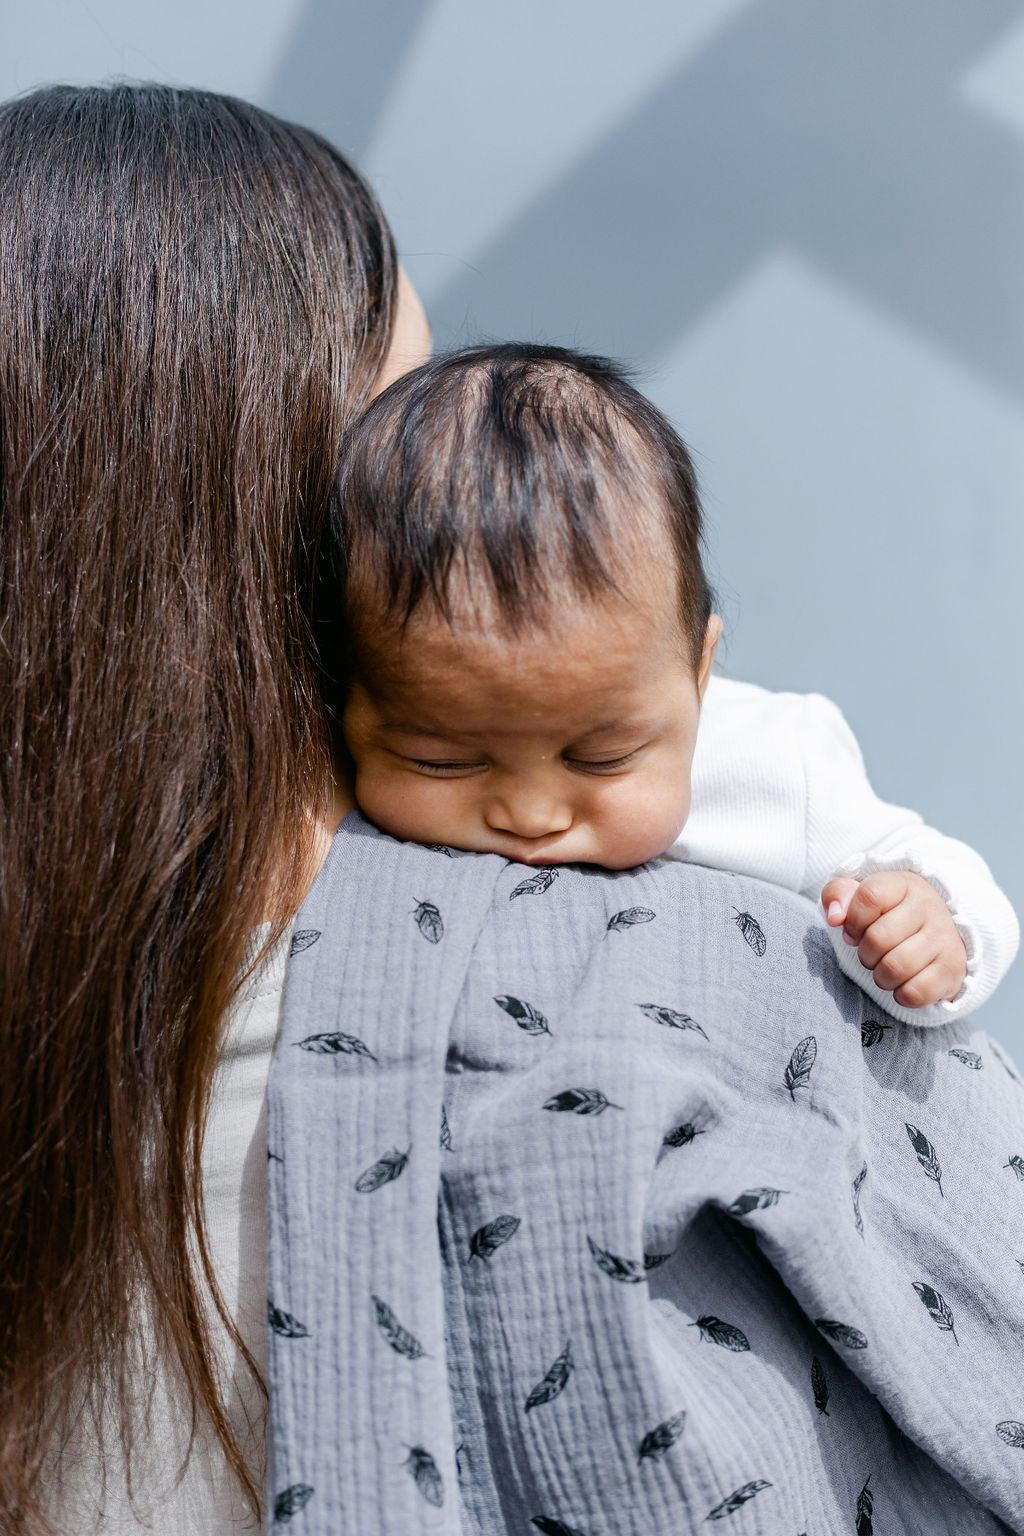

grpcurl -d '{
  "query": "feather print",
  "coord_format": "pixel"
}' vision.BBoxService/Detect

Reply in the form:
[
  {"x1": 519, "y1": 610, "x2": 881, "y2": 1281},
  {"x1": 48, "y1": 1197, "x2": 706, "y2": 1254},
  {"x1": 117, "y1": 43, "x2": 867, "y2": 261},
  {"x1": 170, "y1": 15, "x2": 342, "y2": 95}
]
[
  {"x1": 707, "y1": 1481, "x2": 772, "y2": 1519},
  {"x1": 728, "y1": 1187, "x2": 786, "y2": 1217},
  {"x1": 607, "y1": 906, "x2": 656, "y2": 932},
  {"x1": 412, "y1": 899, "x2": 443, "y2": 943},
  {"x1": 638, "y1": 1409, "x2": 686, "y2": 1463},
  {"x1": 273, "y1": 1484, "x2": 314, "y2": 1523},
  {"x1": 905, "y1": 1123, "x2": 944, "y2": 1196},
  {"x1": 587, "y1": 1234, "x2": 647, "y2": 1283},
  {"x1": 637, "y1": 1003, "x2": 707, "y2": 1038},
  {"x1": 663, "y1": 1122, "x2": 704, "y2": 1147},
  {"x1": 354, "y1": 1146, "x2": 410, "y2": 1193},
  {"x1": 948, "y1": 1048, "x2": 983, "y2": 1069},
  {"x1": 543, "y1": 1088, "x2": 623, "y2": 1115},
  {"x1": 289, "y1": 929, "x2": 321, "y2": 956},
  {"x1": 811, "y1": 1356, "x2": 829, "y2": 1415},
  {"x1": 440, "y1": 1104, "x2": 453, "y2": 1152},
  {"x1": 784, "y1": 1036, "x2": 817, "y2": 1098},
  {"x1": 689, "y1": 1315, "x2": 750, "y2": 1352},
  {"x1": 860, "y1": 1020, "x2": 890, "y2": 1048},
  {"x1": 267, "y1": 1302, "x2": 309, "y2": 1339},
  {"x1": 732, "y1": 909, "x2": 766, "y2": 957},
  {"x1": 644, "y1": 1250, "x2": 674, "y2": 1270},
  {"x1": 525, "y1": 1340, "x2": 574, "y2": 1411},
  {"x1": 295, "y1": 1030, "x2": 376, "y2": 1061},
  {"x1": 815, "y1": 1318, "x2": 868, "y2": 1349},
  {"x1": 403, "y1": 1446, "x2": 443, "y2": 1506},
  {"x1": 531, "y1": 1519, "x2": 588, "y2": 1536},
  {"x1": 911, "y1": 1281, "x2": 959, "y2": 1344},
  {"x1": 494, "y1": 994, "x2": 551, "y2": 1034},
  {"x1": 371, "y1": 1295, "x2": 427, "y2": 1359},
  {"x1": 990, "y1": 1038, "x2": 1024, "y2": 1086},
  {"x1": 469, "y1": 1214, "x2": 521, "y2": 1260},
  {"x1": 427, "y1": 844, "x2": 454, "y2": 856},
  {"x1": 1004, "y1": 1154, "x2": 1024, "y2": 1181},
  {"x1": 511, "y1": 867, "x2": 559, "y2": 899},
  {"x1": 852, "y1": 1163, "x2": 867, "y2": 1238},
  {"x1": 267, "y1": 1149, "x2": 283, "y2": 1163},
  {"x1": 855, "y1": 1476, "x2": 874, "y2": 1534},
  {"x1": 996, "y1": 1421, "x2": 1024, "y2": 1448}
]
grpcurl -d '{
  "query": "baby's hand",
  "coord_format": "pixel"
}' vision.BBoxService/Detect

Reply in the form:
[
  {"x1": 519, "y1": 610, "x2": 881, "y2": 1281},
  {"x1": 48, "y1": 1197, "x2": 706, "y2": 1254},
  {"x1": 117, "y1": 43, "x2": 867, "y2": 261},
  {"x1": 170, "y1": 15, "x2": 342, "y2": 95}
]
[{"x1": 820, "y1": 871, "x2": 968, "y2": 1009}]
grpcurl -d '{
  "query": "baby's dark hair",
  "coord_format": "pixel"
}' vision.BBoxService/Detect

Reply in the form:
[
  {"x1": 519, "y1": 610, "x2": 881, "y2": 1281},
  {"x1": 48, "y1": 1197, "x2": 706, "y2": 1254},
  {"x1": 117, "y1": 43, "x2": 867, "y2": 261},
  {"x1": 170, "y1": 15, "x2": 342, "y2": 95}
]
[{"x1": 327, "y1": 342, "x2": 713, "y2": 666}]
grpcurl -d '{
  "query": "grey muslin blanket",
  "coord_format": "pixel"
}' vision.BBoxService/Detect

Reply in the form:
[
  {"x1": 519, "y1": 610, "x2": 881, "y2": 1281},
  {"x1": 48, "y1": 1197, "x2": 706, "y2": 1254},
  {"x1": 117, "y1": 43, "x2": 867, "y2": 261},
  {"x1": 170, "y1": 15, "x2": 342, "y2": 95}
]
[{"x1": 266, "y1": 814, "x2": 1024, "y2": 1535}]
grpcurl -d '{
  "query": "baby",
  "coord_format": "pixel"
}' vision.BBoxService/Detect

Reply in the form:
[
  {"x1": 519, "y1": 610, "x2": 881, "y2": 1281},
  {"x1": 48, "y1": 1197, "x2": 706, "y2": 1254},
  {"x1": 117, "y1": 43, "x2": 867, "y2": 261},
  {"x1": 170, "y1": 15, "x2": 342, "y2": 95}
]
[{"x1": 323, "y1": 343, "x2": 1018, "y2": 1024}]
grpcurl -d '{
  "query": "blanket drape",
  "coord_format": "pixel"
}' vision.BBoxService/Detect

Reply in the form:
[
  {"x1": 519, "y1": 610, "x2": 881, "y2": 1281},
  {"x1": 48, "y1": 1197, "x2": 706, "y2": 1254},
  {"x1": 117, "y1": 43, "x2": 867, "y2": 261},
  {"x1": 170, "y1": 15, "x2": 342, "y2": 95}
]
[{"x1": 267, "y1": 814, "x2": 1024, "y2": 1534}]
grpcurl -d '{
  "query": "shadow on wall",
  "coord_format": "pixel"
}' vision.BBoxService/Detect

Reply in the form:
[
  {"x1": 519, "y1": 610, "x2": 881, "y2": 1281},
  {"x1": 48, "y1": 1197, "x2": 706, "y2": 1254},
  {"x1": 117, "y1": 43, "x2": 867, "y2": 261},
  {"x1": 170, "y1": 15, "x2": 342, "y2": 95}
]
[
  {"x1": 264, "y1": 0, "x2": 1024, "y2": 398},
  {"x1": 265, "y1": 0, "x2": 430, "y2": 165}
]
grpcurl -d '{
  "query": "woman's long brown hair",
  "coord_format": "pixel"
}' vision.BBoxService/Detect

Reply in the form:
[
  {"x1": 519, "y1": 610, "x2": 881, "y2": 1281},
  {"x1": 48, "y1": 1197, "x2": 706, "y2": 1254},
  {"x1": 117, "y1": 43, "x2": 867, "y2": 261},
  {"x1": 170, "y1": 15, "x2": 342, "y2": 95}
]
[{"x1": 0, "y1": 84, "x2": 395, "y2": 1530}]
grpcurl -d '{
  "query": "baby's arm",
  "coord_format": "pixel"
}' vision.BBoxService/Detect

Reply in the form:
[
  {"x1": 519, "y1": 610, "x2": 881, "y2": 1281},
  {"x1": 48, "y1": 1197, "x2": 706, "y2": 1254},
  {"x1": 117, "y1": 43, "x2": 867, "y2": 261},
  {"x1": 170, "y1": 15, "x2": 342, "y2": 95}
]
[{"x1": 674, "y1": 676, "x2": 1019, "y2": 1024}]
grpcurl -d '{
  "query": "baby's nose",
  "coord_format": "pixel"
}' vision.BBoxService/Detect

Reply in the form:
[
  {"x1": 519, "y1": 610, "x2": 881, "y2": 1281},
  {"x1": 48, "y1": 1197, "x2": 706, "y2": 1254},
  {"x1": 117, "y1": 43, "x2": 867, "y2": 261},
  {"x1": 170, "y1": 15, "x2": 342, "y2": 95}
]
[{"x1": 484, "y1": 784, "x2": 574, "y2": 840}]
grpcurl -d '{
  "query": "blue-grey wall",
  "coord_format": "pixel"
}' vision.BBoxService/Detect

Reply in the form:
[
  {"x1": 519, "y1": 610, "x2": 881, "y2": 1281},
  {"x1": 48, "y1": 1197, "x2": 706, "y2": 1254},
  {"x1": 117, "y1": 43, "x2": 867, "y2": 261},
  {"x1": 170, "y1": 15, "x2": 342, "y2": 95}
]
[{"x1": 3, "y1": 0, "x2": 1022, "y2": 1048}]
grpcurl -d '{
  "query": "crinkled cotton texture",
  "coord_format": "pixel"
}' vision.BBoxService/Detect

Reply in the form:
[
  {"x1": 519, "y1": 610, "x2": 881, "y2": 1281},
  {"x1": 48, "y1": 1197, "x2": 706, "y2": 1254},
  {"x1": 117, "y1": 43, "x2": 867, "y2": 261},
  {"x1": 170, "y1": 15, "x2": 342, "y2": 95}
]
[{"x1": 266, "y1": 814, "x2": 1024, "y2": 1535}]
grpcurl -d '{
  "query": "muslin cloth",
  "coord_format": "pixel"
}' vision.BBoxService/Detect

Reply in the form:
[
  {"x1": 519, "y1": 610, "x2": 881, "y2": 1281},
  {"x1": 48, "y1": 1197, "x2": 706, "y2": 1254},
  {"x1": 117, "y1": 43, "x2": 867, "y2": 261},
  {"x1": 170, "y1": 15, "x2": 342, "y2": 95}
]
[{"x1": 266, "y1": 813, "x2": 1024, "y2": 1534}]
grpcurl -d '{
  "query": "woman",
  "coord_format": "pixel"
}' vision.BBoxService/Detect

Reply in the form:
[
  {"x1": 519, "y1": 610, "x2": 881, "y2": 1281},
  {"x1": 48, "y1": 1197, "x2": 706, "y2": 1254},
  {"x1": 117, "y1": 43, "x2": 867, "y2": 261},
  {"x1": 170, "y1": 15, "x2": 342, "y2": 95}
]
[{"x1": 0, "y1": 83, "x2": 427, "y2": 1532}]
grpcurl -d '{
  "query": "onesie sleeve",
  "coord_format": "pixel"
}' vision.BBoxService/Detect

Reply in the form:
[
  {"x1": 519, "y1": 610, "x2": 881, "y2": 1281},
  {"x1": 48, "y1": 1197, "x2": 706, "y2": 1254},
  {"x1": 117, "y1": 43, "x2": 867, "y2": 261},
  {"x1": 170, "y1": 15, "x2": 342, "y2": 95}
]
[{"x1": 797, "y1": 691, "x2": 1020, "y2": 1026}]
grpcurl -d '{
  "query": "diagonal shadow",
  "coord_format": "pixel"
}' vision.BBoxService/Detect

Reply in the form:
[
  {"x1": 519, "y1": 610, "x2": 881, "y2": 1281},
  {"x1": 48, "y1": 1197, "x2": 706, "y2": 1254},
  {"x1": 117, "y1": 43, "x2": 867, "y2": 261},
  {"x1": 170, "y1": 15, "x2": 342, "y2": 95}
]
[
  {"x1": 426, "y1": 0, "x2": 1024, "y2": 400},
  {"x1": 263, "y1": 0, "x2": 432, "y2": 161}
]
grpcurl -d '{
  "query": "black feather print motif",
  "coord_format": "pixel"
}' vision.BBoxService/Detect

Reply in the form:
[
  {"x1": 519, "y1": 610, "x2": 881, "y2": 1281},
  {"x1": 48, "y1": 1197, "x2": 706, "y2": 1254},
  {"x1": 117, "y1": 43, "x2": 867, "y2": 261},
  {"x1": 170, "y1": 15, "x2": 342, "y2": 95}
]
[
  {"x1": 852, "y1": 1163, "x2": 867, "y2": 1238},
  {"x1": 784, "y1": 1036, "x2": 817, "y2": 1098},
  {"x1": 996, "y1": 1421, "x2": 1024, "y2": 1448},
  {"x1": 268, "y1": 1302, "x2": 309, "y2": 1339},
  {"x1": 543, "y1": 1088, "x2": 623, "y2": 1115},
  {"x1": 811, "y1": 1356, "x2": 830, "y2": 1415},
  {"x1": 643, "y1": 1250, "x2": 675, "y2": 1270},
  {"x1": 689, "y1": 1315, "x2": 750, "y2": 1351},
  {"x1": 911, "y1": 1281, "x2": 959, "y2": 1344},
  {"x1": 289, "y1": 929, "x2": 321, "y2": 956},
  {"x1": 295, "y1": 1031, "x2": 377, "y2": 1061},
  {"x1": 469, "y1": 1214, "x2": 521, "y2": 1260},
  {"x1": 403, "y1": 1445, "x2": 444, "y2": 1506},
  {"x1": 948, "y1": 1048, "x2": 983, "y2": 1069},
  {"x1": 371, "y1": 1295, "x2": 428, "y2": 1359},
  {"x1": 426, "y1": 844, "x2": 454, "y2": 856},
  {"x1": 905, "y1": 1123, "x2": 944, "y2": 1196},
  {"x1": 732, "y1": 909, "x2": 766, "y2": 956},
  {"x1": 267, "y1": 1149, "x2": 283, "y2": 1163},
  {"x1": 637, "y1": 1409, "x2": 686, "y2": 1463},
  {"x1": 855, "y1": 1476, "x2": 874, "y2": 1534},
  {"x1": 354, "y1": 1146, "x2": 410, "y2": 1193},
  {"x1": 663, "y1": 1122, "x2": 704, "y2": 1148},
  {"x1": 607, "y1": 906, "x2": 656, "y2": 932},
  {"x1": 728, "y1": 1186, "x2": 786, "y2": 1217},
  {"x1": 860, "y1": 1020, "x2": 890, "y2": 1048},
  {"x1": 1003, "y1": 1154, "x2": 1024, "y2": 1181},
  {"x1": 494, "y1": 994, "x2": 551, "y2": 1035},
  {"x1": 637, "y1": 1003, "x2": 707, "y2": 1038},
  {"x1": 511, "y1": 867, "x2": 559, "y2": 899},
  {"x1": 815, "y1": 1318, "x2": 868, "y2": 1349},
  {"x1": 412, "y1": 899, "x2": 444, "y2": 943},
  {"x1": 440, "y1": 1104, "x2": 453, "y2": 1151},
  {"x1": 525, "y1": 1340, "x2": 574, "y2": 1411},
  {"x1": 586, "y1": 1234, "x2": 647, "y2": 1283},
  {"x1": 531, "y1": 1519, "x2": 588, "y2": 1536},
  {"x1": 273, "y1": 1484, "x2": 314, "y2": 1523},
  {"x1": 706, "y1": 1480, "x2": 772, "y2": 1519}
]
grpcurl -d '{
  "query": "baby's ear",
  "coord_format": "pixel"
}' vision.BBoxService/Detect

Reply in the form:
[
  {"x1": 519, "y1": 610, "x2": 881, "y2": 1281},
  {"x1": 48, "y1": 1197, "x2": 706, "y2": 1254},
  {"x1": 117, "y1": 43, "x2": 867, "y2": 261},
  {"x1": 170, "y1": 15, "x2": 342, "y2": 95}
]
[{"x1": 696, "y1": 614, "x2": 723, "y2": 701}]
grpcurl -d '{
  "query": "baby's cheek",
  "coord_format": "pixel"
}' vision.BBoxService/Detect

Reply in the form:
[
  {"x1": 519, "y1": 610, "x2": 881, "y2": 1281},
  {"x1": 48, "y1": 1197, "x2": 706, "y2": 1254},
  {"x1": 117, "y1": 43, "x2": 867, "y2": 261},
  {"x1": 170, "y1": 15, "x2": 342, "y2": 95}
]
[{"x1": 593, "y1": 772, "x2": 691, "y2": 868}]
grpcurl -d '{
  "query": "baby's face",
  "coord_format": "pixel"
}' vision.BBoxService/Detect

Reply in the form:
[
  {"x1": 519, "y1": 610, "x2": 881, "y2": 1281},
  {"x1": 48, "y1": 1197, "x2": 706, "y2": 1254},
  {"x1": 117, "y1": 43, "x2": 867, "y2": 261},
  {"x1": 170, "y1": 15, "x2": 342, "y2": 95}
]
[{"x1": 343, "y1": 577, "x2": 720, "y2": 870}]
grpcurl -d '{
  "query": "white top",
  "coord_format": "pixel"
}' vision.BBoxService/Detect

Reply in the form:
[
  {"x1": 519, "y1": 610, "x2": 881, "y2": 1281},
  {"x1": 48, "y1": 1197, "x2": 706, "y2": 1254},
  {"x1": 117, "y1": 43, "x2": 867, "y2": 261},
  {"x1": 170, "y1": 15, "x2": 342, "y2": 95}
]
[{"x1": 48, "y1": 674, "x2": 1018, "y2": 1533}]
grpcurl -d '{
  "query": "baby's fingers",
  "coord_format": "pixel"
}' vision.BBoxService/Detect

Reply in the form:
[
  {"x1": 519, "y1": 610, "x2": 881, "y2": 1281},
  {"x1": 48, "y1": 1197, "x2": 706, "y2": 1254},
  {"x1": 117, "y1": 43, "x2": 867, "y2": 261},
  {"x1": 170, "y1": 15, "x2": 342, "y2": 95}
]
[
  {"x1": 893, "y1": 959, "x2": 965, "y2": 1009},
  {"x1": 841, "y1": 872, "x2": 912, "y2": 944},
  {"x1": 870, "y1": 931, "x2": 938, "y2": 994}
]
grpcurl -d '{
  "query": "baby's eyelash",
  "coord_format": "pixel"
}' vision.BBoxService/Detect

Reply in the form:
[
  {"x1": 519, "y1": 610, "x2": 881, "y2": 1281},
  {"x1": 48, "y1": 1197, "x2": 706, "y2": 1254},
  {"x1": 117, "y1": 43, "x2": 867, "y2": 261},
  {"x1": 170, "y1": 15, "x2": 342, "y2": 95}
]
[
  {"x1": 411, "y1": 759, "x2": 482, "y2": 777},
  {"x1": 564, "y1": 751, "x2": 639, "y2": 774}
]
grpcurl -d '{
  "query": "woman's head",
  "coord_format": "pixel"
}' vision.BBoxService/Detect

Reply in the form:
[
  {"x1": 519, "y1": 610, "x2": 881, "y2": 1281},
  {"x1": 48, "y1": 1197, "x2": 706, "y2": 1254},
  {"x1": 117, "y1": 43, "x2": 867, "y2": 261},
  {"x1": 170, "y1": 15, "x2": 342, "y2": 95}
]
[{"x1": 0, "y1": 82, "x2": 400, "y2": 1528}]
